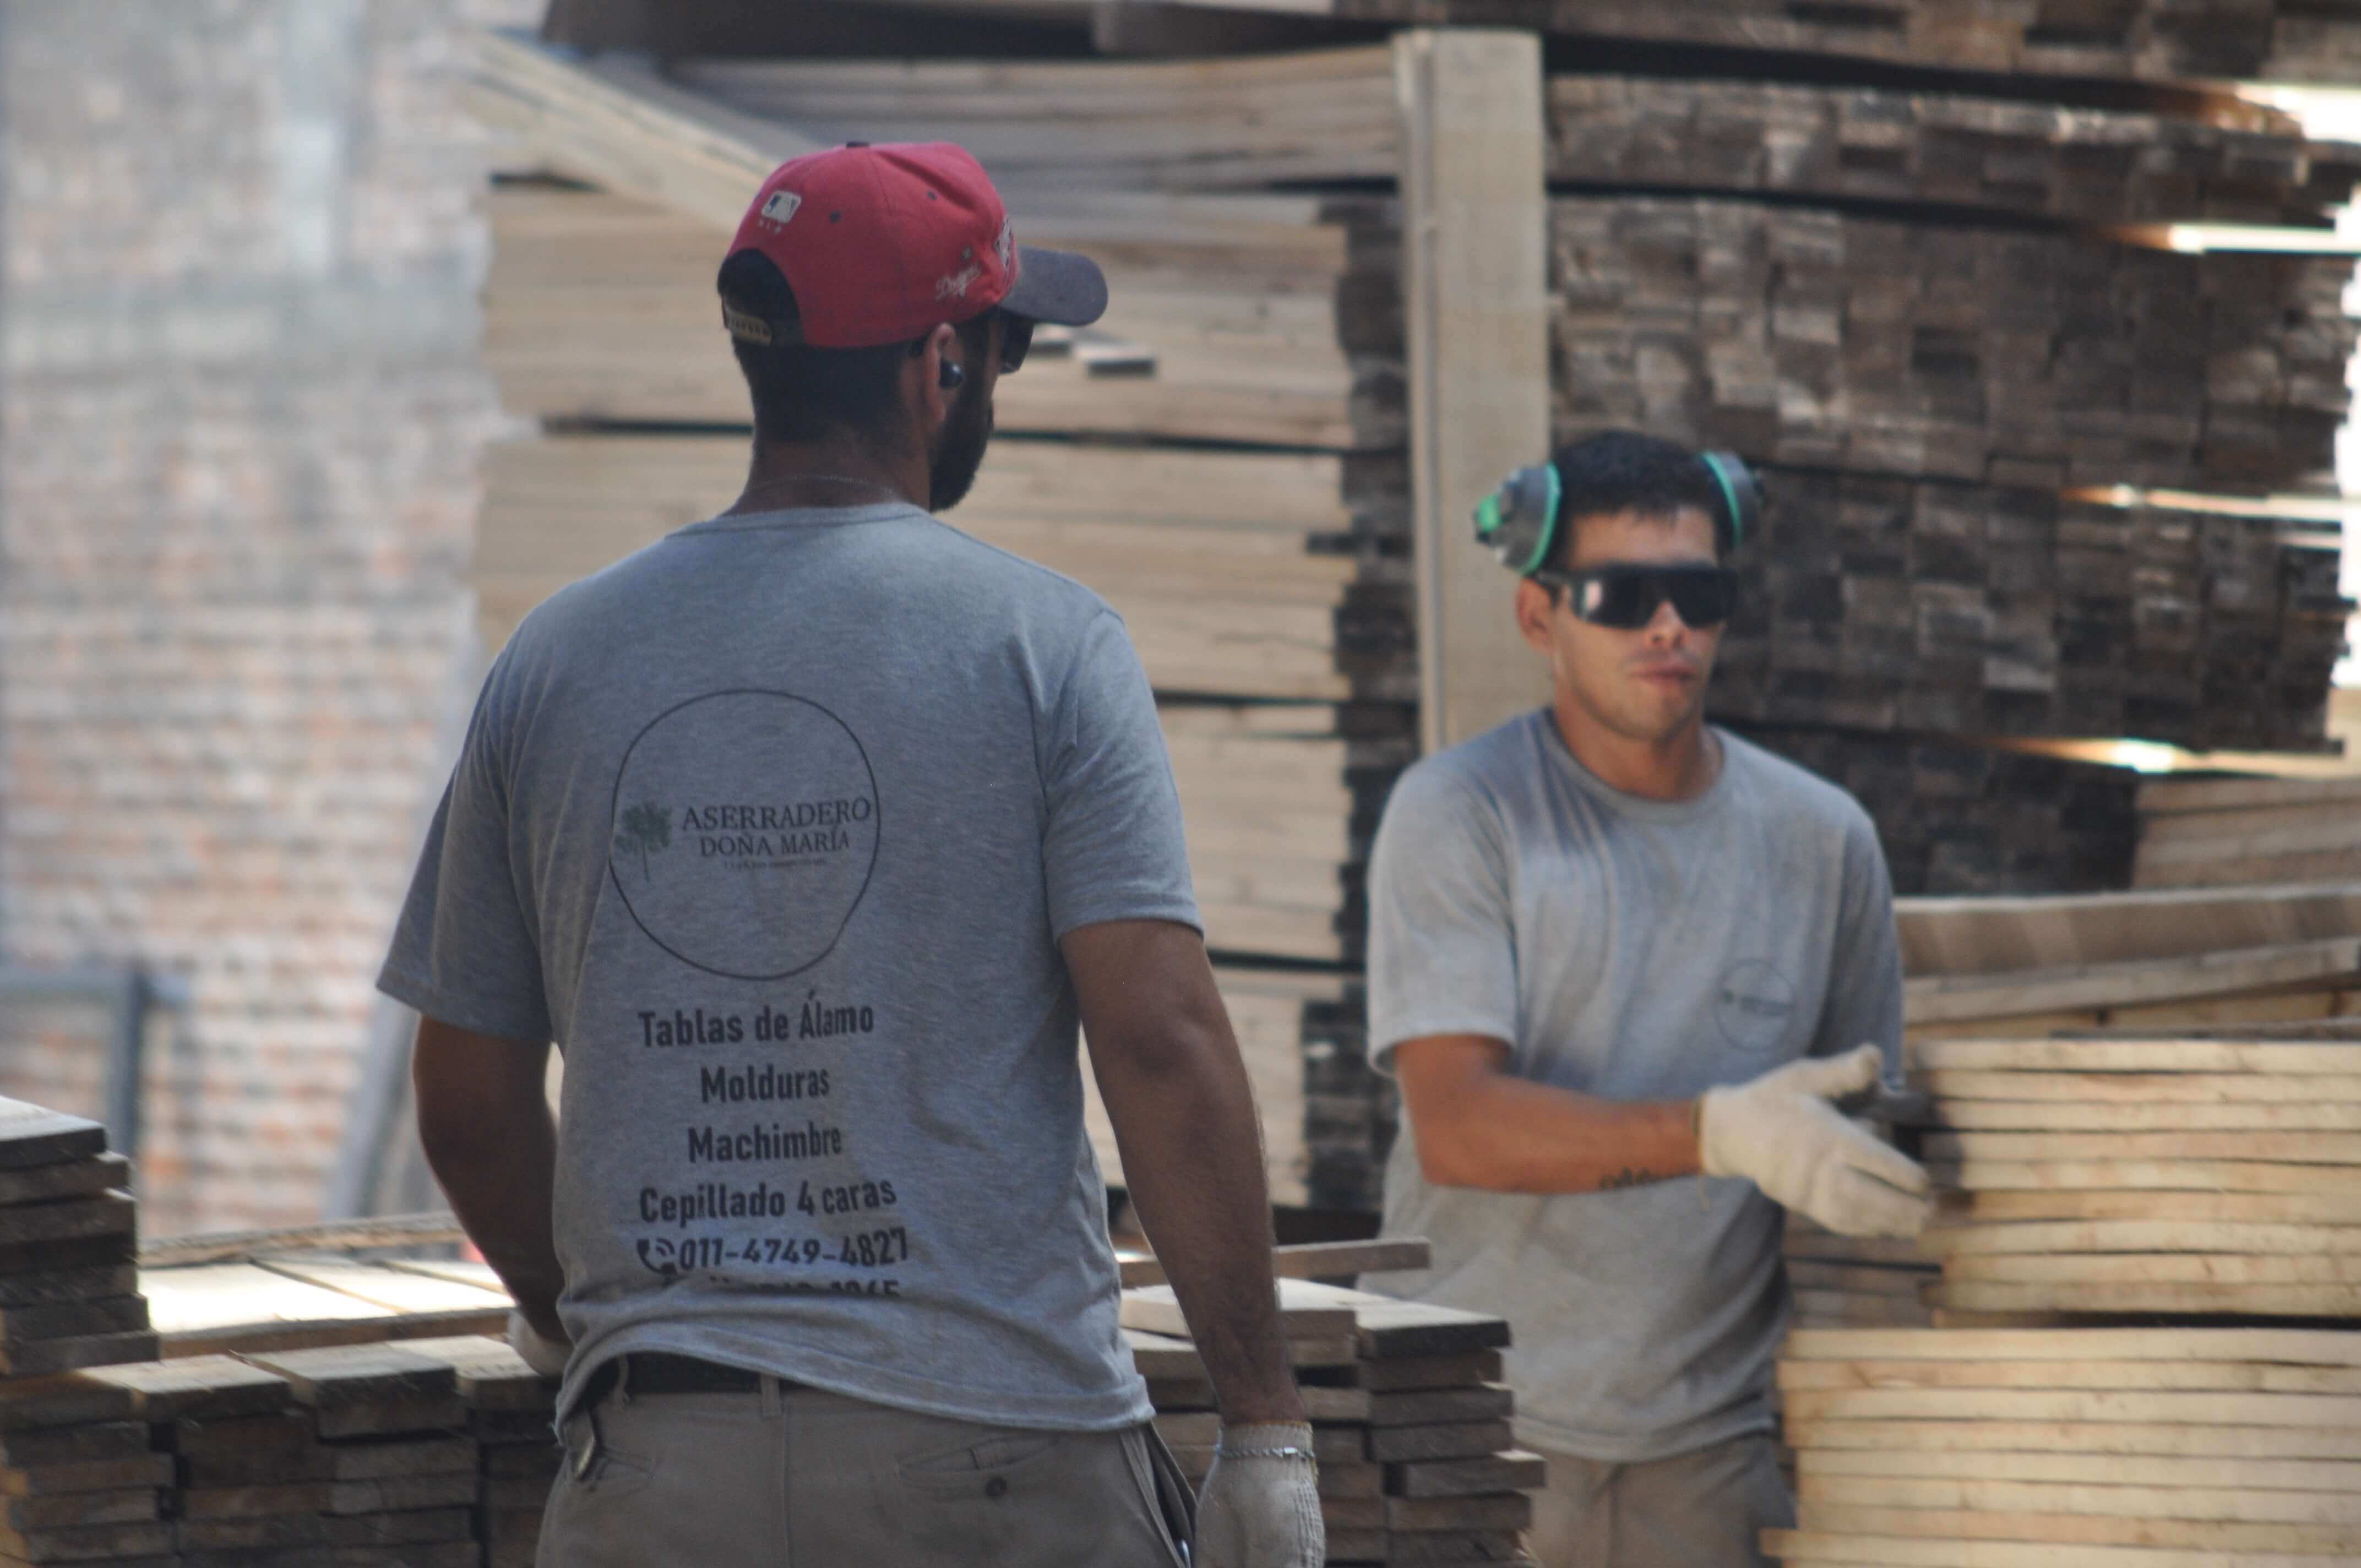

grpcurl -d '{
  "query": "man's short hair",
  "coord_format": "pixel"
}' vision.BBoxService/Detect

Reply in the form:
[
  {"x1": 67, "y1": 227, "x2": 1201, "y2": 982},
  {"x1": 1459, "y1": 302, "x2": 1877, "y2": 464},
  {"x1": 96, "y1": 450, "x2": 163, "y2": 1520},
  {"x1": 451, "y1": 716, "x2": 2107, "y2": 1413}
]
[
  {"x1": 1549, "y1": 430, "x2": 1734, "y2": 564},
  {"x1": 718, "y1": 249, "x2": 991, "y2": 446}
]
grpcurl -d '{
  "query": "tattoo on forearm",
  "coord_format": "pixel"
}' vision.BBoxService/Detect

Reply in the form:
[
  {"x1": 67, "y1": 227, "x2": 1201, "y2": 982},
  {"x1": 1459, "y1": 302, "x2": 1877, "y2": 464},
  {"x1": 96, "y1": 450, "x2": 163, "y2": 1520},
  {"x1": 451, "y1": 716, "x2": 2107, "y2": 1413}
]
[{"x1": 1598, "y1": 1168, "x2": 1659, "y2": 1190}]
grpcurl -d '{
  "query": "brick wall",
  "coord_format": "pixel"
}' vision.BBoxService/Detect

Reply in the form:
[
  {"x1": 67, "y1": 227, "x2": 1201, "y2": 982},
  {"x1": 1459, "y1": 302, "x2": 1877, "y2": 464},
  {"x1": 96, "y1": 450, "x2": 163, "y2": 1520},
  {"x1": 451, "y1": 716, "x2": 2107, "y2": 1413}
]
[{"x1": 0, "y1": 0, "x2": 539, "y2": 1235}]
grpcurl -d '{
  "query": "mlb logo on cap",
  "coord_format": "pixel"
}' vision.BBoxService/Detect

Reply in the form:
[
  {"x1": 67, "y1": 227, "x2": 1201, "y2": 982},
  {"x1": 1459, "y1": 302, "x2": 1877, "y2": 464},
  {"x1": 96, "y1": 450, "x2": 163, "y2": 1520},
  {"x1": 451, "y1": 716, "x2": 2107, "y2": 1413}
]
[{"x1": 721, "y1": 141, "x2": 1107, "y2": 351}]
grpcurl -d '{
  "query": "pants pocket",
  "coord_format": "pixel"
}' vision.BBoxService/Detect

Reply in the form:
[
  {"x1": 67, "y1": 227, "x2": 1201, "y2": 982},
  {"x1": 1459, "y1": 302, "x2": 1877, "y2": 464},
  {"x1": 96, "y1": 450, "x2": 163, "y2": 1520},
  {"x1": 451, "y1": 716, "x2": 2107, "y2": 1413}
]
[{"x1": 1133, "y1": 1424, "x2": 1196, "y2": 1566}]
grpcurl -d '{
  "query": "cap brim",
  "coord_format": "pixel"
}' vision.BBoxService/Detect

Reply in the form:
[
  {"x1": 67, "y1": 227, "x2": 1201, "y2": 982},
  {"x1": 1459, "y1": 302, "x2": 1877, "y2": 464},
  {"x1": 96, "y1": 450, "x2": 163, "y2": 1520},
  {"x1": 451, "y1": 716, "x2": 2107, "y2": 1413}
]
[{"x1": 1000, "y1": 246, "x2": 1107, "y2": 328}]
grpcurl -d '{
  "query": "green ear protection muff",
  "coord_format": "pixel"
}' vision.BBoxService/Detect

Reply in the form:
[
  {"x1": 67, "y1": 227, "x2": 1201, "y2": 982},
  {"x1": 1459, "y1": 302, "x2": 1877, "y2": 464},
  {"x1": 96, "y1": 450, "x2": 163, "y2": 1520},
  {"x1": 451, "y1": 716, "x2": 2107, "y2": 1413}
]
[{"x1": 1473, "y1": 449, "x2": 1762, "y2": 577}]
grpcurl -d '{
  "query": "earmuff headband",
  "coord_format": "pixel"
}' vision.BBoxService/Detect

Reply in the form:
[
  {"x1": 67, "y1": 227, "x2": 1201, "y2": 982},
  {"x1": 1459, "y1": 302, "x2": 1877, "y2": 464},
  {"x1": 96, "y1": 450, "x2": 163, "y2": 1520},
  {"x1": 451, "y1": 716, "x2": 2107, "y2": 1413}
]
[{"x1": 1473, "y1": 449, "x2": 1760, "y2": 578}]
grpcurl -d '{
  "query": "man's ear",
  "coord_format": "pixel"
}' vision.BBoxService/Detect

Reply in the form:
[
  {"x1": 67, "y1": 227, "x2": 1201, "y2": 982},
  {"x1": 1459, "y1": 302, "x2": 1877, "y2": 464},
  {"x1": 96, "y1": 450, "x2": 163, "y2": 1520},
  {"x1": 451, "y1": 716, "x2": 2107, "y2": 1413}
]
[
  {"x1": 1514, "y1": 578, "x2": 1559, "y2": 654},
  {"x1": 912, "y1": 322, "x2": 962, "y2": 428}
]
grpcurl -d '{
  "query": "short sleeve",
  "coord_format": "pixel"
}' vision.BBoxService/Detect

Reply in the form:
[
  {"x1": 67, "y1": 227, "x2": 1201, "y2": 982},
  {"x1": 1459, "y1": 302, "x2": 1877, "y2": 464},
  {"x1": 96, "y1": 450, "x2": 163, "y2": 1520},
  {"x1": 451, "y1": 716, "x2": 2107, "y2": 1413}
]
[
  {"x1": 1367, "y1": 764, "x2": 1519, "y2": 1069},
  {"x1": 1812, "y1": 808, "x2": 1903, "y2": 1075},
  {"x1": 1039, "y1": 612, "x2": 1200, "y2": 940},
  {"x1": 376, "y1": 661, "x2": 552, "y2": 1042}
]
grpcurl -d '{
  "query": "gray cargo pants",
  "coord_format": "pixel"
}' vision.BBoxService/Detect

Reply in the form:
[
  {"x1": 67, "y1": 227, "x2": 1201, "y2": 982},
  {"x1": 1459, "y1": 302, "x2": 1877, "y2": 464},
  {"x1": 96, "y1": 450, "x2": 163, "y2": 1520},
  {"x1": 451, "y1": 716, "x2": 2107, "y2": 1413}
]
[
  {"x1": 1525, "y1": 1433, "x2": 1794, "y2": 1567},
  {"x1": 536, "y1": 1367, "x2": 1195, "y2": 1566}
]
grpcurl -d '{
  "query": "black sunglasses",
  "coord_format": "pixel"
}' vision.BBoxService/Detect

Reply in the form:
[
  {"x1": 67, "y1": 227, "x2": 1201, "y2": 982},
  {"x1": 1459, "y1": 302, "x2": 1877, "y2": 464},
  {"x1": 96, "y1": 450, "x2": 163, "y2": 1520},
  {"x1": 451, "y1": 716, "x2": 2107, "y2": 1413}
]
[
  {"x1": 994, "y1": 313, "x2": 1034, "y2": 374},
  {"x1": 1530, "y1": 564, "x2": 1739, "y2": 630}
]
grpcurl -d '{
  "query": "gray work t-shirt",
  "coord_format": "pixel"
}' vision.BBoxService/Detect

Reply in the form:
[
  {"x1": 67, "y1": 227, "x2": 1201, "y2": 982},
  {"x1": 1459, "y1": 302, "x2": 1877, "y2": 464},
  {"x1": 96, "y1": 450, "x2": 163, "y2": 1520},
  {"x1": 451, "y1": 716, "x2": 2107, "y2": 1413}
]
[
  {"x1": 379, "y1": 502, "x2": 1196, "y2": 1432},
  {"x1": 1362, "y1": 711, "x2": 1902, "y2": 1462}
]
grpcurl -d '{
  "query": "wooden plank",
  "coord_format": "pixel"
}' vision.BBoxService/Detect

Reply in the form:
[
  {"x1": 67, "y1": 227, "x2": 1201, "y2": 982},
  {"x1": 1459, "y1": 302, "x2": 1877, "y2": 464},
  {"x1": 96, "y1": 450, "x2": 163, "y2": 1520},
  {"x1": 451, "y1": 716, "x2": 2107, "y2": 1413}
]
[
  {"x1": 1396, "y1": 27, "x2": 1552, "y2": 753},
  {"x1": 1780, "y1": 1359, "x2": 2361, "y2": 1395},
  {"x1": 1118, "y1": 1284, "x2": 1356, "y2": 1340},
  {"x1": 1766, "y1": 1528, "x2": 2355, "y2": 1566},
  {"x1": 254, "y1": 1259, "x2": 515, "y2": 1316},
  {"x1": 1797, "y1": 1447, "x2": 2361, "y2": 1492},
  {"x1": 1791, "y1": 1504, "x2": 2361, "y2": 1553},
  {"x1": 1895, "y1": 885, "x2": 2361, "y2": 981},
  {"x1": 1905, "y1": 943, "x2": 2361, "y2": 1027},
  {"x1": 1917, "y1": 1071, "x2": 2361, "y2": 1104},
  {"x1": 1929, "y1": 1101, "x2": 2361, "y2": 1131},
  {"x1": 1782, "y1": 1327, "x2": 2361, "y2": 1366},
  {"x1": 1928, "y1": 1281, "x2": 2361, "y2": 1315},
  {"x1": 459, "y1": 28, "x2": 814, "y2": 233},
  {"x1": 1923, "y1": 1219, "x2": 2361, "y2": 1256},
  {"x1": 1913, "y1": 1038, "x2": 2361, "y2": 1074},
  {"x1": 140, "y1": 1263, "x2": 393, "y2": 1338},
  {"x1": 1926, "y1": 1160, "x2": 2357, "y2": 1194},
  {"x1": 1924, "y1": 1131, "x2": 2361, "y2": 1164},
  {"x1": 1118, "y1": 1237, "x2": 1432, "y2": 1288},
  {"x1": 1934, "y1": 1190, "x2": 2361, "y2": 1225},
  {"x1": 1786, "y1": 1418, "x2": 2361, "y2": 1461},
  {"x1": 0, "y1": 1102, "x2": 108, "y2": 1172}
]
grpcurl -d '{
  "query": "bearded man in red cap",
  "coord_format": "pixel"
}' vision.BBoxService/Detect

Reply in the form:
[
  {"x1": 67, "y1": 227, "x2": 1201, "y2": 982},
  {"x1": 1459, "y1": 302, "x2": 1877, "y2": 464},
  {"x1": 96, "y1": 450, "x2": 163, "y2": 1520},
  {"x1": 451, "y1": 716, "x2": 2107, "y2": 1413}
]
[{"x1": 381, "y1": 142, "x2": 1321, "y2": 1566}]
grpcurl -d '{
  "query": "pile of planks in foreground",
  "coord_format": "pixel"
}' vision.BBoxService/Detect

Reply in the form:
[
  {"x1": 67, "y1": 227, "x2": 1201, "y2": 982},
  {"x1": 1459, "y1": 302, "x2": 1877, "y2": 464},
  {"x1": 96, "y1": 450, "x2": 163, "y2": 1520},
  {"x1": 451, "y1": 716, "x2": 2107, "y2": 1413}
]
[
  {"x1": 1769, "y1": 1325, "x2": 2361, "y2": 1566},
  {"x1": 0, "y1": 1333, "x2": 555, "y2": 1567},
  {"x1": 1123, "y1": 1277, "x2": 1539, "y2": 1567},
  {"x1": 1911, "y1": 1032, "x2": 2361, "y2": 1321},
  {"x1": 2135, "y1": 774, "x2": 2361, "y2": 891},
  {"x1": 0, "y1": 1101, "x2": 155, "y2": 1384}
]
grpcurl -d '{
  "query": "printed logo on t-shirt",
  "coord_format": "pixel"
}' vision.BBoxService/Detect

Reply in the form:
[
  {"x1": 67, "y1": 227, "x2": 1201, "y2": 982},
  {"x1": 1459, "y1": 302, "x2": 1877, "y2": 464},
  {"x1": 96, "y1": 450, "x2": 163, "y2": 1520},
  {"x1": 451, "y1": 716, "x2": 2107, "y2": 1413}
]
[
  {"x1": 608, "y1": 689, "x2": 881, "y2": 980},
  {"x1": 1713, "y1": 960, "x2": 1797, "y2": 1055}
]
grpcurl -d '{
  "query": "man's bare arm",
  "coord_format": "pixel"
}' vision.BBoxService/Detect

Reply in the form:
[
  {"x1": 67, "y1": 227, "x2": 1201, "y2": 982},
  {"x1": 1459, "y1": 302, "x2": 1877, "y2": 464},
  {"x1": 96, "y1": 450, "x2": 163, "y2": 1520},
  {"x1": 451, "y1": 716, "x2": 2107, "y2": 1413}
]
[
  {"x1": 1065, "y1": 919, "x2": 1304, "y2": 1427},
  {"x1": 1395, "y1": 1035, "x2": 1700, "y2": 1193},
  {"x1": 412, "y1": 1016, "x2": 566, "y2": 1341}
]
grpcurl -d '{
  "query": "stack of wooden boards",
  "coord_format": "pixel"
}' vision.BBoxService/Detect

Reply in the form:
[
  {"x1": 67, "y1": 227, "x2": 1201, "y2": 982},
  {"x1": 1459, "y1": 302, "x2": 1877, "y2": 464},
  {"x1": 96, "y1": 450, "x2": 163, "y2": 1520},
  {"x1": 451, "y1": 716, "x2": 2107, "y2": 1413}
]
[
  {"x1": 1123, "y1": 1277, "x2": 1539, "y2": 1567},
  {"x1": 1549, "y1": 75, "x2": 2361, "y2": 227},
  {"x1": 1717, "y1": 487, "x2": 2348, "y2": 756},
  {"x1": 2135, "y1": 773, "x2": 2361, "y2": 890},
  {"x1": 1769, "y1": 1326, "x2": 2361, "y2": 1566},
  {"x1": 1784, "y1": 1217, "x2": 1936, "y2": 1332},
  {"x1": 0, "y1": 1100, "x2": 154, "y2": 1381},
  {"x1": 0, "y1": 1332, "x2": 556, "y2": 1568},
  {"x1": 1297, "y1": 0, "x2": 2361, "y2": 83},
  {"x1": 1908, "y1": 1032, "x2": 2361, "y2": 1319}
]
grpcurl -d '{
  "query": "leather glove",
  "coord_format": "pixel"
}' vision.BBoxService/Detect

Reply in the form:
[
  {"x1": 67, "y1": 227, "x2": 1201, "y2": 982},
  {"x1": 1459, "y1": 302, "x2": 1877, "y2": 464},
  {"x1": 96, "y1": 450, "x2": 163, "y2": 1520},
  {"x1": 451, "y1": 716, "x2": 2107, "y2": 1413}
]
[
  {"x1": 1699, "y1": 1044, "x2": 1933, "y2": 1238},
  {"x1": 505, "y1": 1309, "x2": 573, "y2": 1379},
  {"x1": 1194, "y1": 1422, "x2": 1324, "y2": 1568}
]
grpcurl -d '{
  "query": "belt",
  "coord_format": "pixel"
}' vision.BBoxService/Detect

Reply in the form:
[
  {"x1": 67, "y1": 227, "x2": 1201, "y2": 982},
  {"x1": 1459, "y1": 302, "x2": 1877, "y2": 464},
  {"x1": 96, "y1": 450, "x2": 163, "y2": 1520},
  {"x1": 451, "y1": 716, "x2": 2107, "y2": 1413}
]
[{"x1": 583, "y1": 1352, "x2": 780, "y2": 1401}]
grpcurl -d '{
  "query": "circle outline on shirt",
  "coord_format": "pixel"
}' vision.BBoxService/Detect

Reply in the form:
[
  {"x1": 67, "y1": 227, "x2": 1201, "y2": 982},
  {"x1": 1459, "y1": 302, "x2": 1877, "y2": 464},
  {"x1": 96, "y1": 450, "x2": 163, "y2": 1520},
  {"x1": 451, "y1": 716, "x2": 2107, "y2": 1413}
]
[
  {"x1": 1713, "y1": 958, "x2": 1797, "y2": 1056},
  {"x1": 606, "y1": 688, "x2": 882, "y2": 981}
]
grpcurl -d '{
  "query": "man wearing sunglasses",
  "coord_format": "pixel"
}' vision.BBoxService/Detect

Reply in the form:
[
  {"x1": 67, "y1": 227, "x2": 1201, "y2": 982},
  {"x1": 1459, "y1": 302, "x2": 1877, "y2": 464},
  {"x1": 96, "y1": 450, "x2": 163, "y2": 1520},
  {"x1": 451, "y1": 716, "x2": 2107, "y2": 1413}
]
[
  {"x1": 384, "y1": 144, "x2": 1319, "y2": 1566},
  {"x1": 1361, "y1": 431, "x2": 1931, "y2": 1566}
]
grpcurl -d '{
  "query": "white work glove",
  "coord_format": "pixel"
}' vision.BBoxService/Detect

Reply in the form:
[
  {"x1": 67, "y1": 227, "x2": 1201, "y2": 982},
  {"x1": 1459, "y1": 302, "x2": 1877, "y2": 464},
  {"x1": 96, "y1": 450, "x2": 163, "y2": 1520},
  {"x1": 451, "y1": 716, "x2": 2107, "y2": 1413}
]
[
  {"x1": 506, "y1": 1309, "x2": 573, "y2": 1379},
  {"x1": 1194, "y1": 1423, "x2": 1323, "y2": 1568},
  {"x1": 1698, "y1": 1044, "x2": 1933, "y2": 1238}
]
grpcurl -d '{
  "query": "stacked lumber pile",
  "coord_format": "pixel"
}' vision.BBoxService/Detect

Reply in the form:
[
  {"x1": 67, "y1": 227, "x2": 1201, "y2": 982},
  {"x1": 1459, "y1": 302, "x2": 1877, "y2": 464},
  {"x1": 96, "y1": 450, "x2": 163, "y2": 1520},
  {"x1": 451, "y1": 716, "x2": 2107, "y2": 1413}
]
[
  {"x1": 400, "y1": 1336, "x2": 559, "y2": 1568},
  {"x1": 1552, "y1": 197, "x2": 2356, "y2": 492},
  {"x1": 1314, "y1": 0, "x2": 2361, "y2": 83},
  {"x1": 1784, "y1": 1218, "x2": 1936, "y2": 1332},
  {"x1": 1717, "y1": 483, "x2": 2347, "y2": 754},
  {"x1": 1735, "y1": 727, "x2": 2140, "y2": 897},
  {"x1": 1124, "y1": 1276, "x2": 1539, "y2": 1567},
  {"x1": 2135, "y1": 774, "x2": 2361, "y2": 890},
  {"x1": 0, "y1": 1101, "x2": 154, "y2": 1381},
  {"x1": 1548, "y1": 76, "x2": 2361, "y2": 227},
  {"x1": 1769, "y1": 1326, "x2": 2361, "y2": 1566},
  {"x1": 1909, "y1": 1033, "x2": 2361, "y2": 1319}
]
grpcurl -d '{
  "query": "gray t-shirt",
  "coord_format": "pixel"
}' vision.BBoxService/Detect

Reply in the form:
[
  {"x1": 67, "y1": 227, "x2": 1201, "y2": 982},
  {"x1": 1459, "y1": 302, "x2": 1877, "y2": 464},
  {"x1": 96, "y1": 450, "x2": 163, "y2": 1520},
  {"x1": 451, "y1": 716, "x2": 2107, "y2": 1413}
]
[
  {"x1": 379, "y1": 502, "x2": 1196, "y2": 1432},
  {"x1": 1363, "y1": 711, "x2": 1901, "y2": 1462}
]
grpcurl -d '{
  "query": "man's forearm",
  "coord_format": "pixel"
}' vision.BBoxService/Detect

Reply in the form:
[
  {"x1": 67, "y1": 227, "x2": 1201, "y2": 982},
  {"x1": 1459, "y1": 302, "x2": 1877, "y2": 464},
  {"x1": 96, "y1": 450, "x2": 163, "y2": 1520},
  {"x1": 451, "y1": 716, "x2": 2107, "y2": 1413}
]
[
  {"x1": 1399, "y1": 1038, "x2": 1702, "y2": 1195},
  {"x1": 412, "y1": 1026, "x2": 566, "y2": 1337},
  {"x1": 1091, "y1": 1027, "x2": 1304, "y2": 1427}
]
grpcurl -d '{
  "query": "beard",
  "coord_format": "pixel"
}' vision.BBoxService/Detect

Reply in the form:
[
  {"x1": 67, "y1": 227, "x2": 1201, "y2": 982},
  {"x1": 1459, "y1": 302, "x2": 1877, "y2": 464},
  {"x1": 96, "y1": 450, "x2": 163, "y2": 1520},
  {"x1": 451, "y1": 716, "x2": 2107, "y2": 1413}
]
[{"x1": 927, "y1": 380, "x2": 994, "y2": 513}]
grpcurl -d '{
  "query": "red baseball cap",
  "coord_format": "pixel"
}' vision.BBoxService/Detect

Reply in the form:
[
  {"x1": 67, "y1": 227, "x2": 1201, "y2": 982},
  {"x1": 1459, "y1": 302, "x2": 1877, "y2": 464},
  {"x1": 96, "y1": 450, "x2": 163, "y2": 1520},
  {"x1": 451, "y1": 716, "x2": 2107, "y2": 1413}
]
[{"x1": 720, "y1": 141, "x2": 1107, "y2": 350}]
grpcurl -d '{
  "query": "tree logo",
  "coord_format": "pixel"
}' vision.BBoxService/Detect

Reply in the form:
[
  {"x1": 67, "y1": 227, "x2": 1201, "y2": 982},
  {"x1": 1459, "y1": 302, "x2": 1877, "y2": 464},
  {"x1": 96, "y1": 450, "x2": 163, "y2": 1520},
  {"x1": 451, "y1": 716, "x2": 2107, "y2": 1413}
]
[{"x1": 614, "y1": 801, "x2": 673, "y2": 880}]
